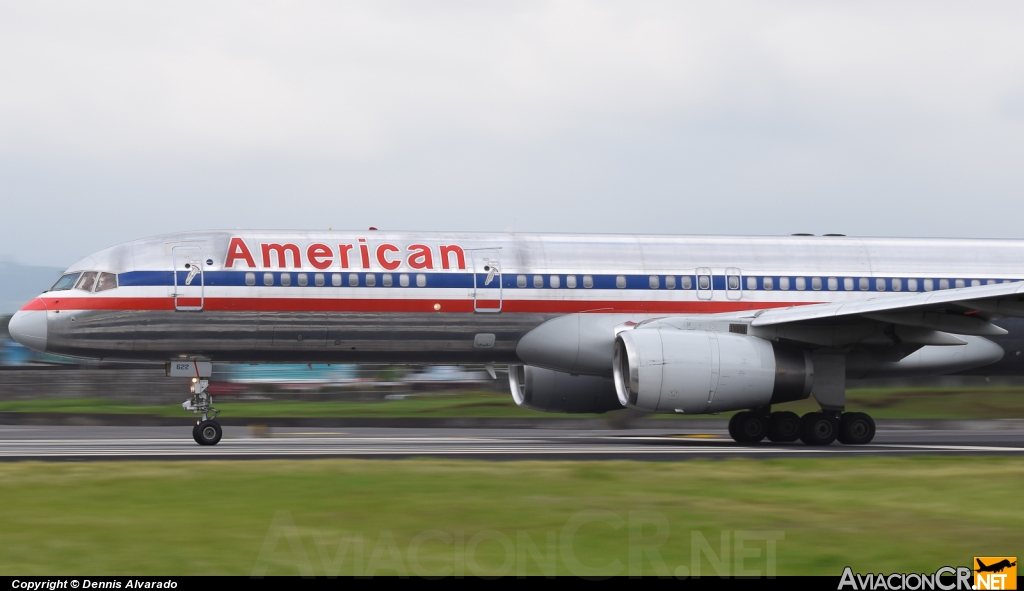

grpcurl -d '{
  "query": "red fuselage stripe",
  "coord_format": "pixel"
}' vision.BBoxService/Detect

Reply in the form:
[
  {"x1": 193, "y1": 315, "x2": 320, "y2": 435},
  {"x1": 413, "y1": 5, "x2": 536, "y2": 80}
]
[{"x1": 27, "y1": 296, "x2": 807, "y2": 314}]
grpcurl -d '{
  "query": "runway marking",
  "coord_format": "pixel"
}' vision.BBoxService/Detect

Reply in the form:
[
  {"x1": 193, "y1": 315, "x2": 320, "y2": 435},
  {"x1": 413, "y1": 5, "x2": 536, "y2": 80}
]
[{"x1": 0, "y1": 440, "x2": 1022, "y2": 459}]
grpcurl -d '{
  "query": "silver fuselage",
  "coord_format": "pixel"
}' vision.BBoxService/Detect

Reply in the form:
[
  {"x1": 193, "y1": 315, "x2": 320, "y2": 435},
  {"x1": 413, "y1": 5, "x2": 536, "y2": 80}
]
[{"x1": 12, "y1": 230, "x2": 1024, "y2": 375}]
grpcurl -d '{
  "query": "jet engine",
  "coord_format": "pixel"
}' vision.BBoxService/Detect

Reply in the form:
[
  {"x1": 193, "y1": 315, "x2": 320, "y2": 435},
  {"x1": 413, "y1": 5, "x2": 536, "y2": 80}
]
[
  {"x1": 613, "y1": 329, "x2": 812, "y2": 414},
  {"x1": 509, "y1": 365, "x2": 624, "y2": 414}
]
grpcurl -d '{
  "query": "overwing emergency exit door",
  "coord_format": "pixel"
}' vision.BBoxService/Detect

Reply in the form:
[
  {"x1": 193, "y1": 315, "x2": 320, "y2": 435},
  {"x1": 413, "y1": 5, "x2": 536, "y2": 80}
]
[
  {"x1": 471, "y1": 250, "x2": 502, "y2": 313},
  {"x1": 172, "y1": 246, "x2": 205, "y2": 311}
]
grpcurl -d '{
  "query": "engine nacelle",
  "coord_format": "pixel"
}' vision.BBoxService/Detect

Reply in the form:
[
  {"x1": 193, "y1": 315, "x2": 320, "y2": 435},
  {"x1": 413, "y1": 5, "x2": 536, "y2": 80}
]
[
  {"x1": 613, "y1": 329, "x2": 812, "y2": 414},
  {"x1": 509, "y1": 365, "x2": 624, "y2": 414}
]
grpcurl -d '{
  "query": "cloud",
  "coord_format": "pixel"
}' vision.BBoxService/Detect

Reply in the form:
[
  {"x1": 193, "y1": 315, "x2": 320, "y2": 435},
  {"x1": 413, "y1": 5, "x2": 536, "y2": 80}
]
[{"x1": 2, "y1": 1, "x2": 1024, "y2": 265}]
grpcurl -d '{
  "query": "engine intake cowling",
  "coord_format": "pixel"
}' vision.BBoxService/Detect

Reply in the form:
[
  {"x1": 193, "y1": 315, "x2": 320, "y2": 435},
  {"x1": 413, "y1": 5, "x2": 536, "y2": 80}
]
[
  {"x1": 613, "y1": 329, "x2": 812, "y2": 414},
  {"x1": 509, "y1": 365, "x2": 624, "y2": 414}
]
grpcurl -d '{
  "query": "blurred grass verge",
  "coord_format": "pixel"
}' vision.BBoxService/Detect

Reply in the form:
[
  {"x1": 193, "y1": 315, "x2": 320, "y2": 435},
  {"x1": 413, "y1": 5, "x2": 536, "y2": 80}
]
[
  {"x1": 2, "y1": 386, "x2": 1024, "y2": 418},
  {"x1": 0, "y1": 457, "x2": 1019, "y2": 575}
]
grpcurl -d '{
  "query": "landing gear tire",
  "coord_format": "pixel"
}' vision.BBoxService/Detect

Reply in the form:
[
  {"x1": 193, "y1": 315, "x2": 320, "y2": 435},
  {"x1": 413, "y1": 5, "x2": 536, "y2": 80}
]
[
  {"x1": 767, "y1": 411, "x2": 801, "y2": 443},
  {"x1": 838, "y1": 412, "x2": 876, "y2": 445},
  {"x1": 729, "y1": 411, "x2": 768, "y2": 443},
  {"x1": 799, "y1": 412, "x2": 839, "y2": 446},
  {"x1": 728, "y1": 413, "x2": 741, "y2": 441},
  {"x1": 194, "y1": 420, "x2": 222, "y2": 446}
]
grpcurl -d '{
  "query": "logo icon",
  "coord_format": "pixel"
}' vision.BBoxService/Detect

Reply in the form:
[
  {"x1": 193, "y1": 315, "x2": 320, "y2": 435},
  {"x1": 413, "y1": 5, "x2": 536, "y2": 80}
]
[{"x1": 974, "y1": 557, "x2": 1017, "y2": 590}]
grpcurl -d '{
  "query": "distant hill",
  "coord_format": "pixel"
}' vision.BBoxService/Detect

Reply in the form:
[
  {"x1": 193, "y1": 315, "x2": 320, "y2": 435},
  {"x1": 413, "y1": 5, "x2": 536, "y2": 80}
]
[{"x1": 0, "y1": 262, "x2": 66, "y2": 315}]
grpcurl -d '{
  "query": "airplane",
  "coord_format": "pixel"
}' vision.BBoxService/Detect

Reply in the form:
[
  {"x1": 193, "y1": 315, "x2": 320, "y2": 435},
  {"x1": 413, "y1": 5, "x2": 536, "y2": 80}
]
[
  {"x1": 976, "y1": 559, "x2": 1017, "y2": 573},
  {"x1": 9, "y1": 230, "x2": 1024, "y2": 446}
]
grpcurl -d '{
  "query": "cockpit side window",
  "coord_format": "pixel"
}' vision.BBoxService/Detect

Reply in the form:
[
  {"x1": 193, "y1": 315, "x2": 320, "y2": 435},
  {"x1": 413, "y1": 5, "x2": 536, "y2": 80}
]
[
  {"x1": 49, "y1": 273, "x2": 81, "y2": 291},
  {"x1": 95, "y1": 273, "x2": 118, "y2": 292},
  {"x1": 75, "y1": 272, "x2": 98, "y2": 292}
]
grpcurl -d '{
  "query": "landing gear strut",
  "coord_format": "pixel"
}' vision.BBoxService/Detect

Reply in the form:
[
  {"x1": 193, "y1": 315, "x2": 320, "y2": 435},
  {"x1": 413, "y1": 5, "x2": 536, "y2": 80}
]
[
  {"x1": 726, "y1": 352, "x2": 877, "y2": 446},
  {"x1": 183, "y1": 376, "x2": 222, "y2": 446}
]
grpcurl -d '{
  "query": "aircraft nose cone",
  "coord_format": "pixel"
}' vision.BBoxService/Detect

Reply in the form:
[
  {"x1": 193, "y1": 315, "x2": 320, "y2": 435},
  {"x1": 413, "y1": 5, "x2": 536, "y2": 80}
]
[{"x1": 8, "y1": 308, "x2": 47, "y2": 352}]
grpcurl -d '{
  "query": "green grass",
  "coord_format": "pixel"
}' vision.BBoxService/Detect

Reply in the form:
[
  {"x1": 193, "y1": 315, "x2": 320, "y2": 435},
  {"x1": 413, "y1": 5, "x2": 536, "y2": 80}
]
[
  {"x1": 0, "y1": 392, "x2": 555, "y2": 418},
  {"x1": 0, "y1": 457, "x2": 1020, "y2": 575},
  {"x1": 3, "y1": 386, "x2": 1024, "y2": 419}
]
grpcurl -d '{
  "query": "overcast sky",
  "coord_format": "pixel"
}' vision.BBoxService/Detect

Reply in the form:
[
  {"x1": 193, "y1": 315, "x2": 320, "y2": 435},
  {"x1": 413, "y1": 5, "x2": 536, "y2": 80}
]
[{"x1": 3, "y1": 1, "x2": 1024, "y2": 266}]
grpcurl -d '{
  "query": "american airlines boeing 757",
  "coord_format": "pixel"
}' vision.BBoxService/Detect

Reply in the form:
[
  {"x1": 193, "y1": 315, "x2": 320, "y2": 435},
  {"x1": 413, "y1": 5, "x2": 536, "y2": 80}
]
[{"x1": 9, "y1": 231, "x2": 1024, "y2": 446}]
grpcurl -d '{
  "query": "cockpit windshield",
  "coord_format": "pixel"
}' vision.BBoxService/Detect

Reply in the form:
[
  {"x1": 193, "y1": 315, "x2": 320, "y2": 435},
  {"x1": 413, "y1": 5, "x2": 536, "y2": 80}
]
[
  {"x1": 75, "y1": 272, "x2": 98, "y2": 292},
  {"x1": 96, "y1": 272, "x2": 118, "y2": 292},
  {"x1": 48, "y1": 273, "x2": 81, "y2": 291}
]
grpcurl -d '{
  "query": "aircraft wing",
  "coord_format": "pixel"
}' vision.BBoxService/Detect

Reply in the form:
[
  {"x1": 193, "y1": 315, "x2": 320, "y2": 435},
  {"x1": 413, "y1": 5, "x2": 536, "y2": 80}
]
[{"x1": 749, "y1": 281, "x2": 1024, "y2": 337}]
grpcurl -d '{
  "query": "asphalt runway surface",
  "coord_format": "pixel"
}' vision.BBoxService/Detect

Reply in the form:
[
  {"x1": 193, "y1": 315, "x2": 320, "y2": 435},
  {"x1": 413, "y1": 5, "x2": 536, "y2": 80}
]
[{"x1": 1, "y1": 423, "x2": 1023, "y2": 460}]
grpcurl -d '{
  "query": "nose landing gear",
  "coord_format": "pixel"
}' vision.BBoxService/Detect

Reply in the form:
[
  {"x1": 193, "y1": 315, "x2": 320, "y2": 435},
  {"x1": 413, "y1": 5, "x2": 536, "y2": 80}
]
[
  {"x1": 183, "y1": 376, "x2": 222, "y2": 446},
  {"x1": 193, "y1": 420, "x2": 223, "y2": 446}
]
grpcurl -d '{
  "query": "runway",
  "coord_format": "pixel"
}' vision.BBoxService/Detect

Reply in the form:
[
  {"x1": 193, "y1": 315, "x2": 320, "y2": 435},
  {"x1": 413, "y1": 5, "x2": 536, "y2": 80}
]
[{"x1": 1, "y1": 423, "x2": 1023, "y2": 460}]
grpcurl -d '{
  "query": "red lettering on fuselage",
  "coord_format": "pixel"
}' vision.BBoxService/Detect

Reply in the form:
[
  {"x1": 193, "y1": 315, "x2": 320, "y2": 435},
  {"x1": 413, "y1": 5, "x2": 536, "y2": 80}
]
[
  {"x1": 407, "y1": 244, "x2": 433, "y2": 269},
  {"x1": 377, "y1": 244, "x2": 401, "y2": 270},
  {"x1": 307, "y1": 244, "x2": 333, "y2": 270},
  {"x1": 338, "y1": 244, "x2": 354, "y2": 269},
  {"x1": 439, "y1": 245, "x2": 466, "y2": 270},
  {"x1": 261, "y1": 243, "x2": 301, "y2": 268},
  {"x1": 358, "y1": 238, "x2": 370, "y2": 269},
  {"x1": 227, "y1": 240, "x2": 470, "y2": 271},
  {"x1": 225, "y1": 237, "x2": 256, "y2": 268}
]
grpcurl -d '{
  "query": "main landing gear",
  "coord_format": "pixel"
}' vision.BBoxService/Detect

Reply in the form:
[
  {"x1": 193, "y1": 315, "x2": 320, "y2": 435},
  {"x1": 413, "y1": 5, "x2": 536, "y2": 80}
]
[
  {"x1": 183, "y1": 375, "x2": 222, "y2": 446},
  {"x1": 728, "y1": 410, "x2": 875, "y2": 446}
]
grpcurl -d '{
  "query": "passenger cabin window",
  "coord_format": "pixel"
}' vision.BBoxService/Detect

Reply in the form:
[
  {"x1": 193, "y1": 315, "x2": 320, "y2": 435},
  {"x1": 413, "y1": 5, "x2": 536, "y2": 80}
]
[
  {"x1": 698, "y1": 275, "x2": 711, "y2": 290},
  {"x1": 795, "y1": 277, "x2": 806, "y2": 291},
  {"x1": 517, "y1": 275, "x2": 527, "y2": 288},
  {"x1": 583, "y1": 275, "x2": 594, "y2": 289},
  {"x1": 827, "y1": 277, "x2": 838, "y2": 291},
  {"x1": 779, "y1": 277, "x2": 790, "y2": 290},
  {"x1": 728, "y1": 276, "x2": 740, "y2": 290},
  {"x1": 297, "y1": 273, "x2": 308, "y2": 287},
  {"x1": 876, "y1": 278, "x2": 886, "y2": 291},
  {"x1": 315, "y1": 273, "x2": 325, "y2": 287},
  {"x1": 49, "y1": 273, "x2": 80, "y2": 291},
  {"x1": 844, "y1": 277, "x2": 854, "y2": 291},
  {"x1": 366, "y1": 274, "x2": 376, "y2": 287},
  {"x1": 75, "y1": 272, "x2": 98, "y2": 292},
  {"x1": 907, "y1": 278, "x2": 918, "y2": 291},
  {"x1": 746, "y1": 276, "x2": 756, "y2": 290},
  {"x1": 95, "y1": 273, "x2": 118, "y2": 292},
  {"x1": 550, "y1": 275, "x2": 560, "y2": 289},
  {"x1": 971, "y1": 279, "x2": 980, "y2": 287},
  {"x1": 940, "y1": 279, "x2": 950, "y2": 290},
  {"x1": 649, "y1": 275, "x2": 659, "y2": 289},
  {"x1": 332, "y1": 273, "x2": 342, "y2": 287},
  {"x1": 416, "y1": 274, "x2": 426, "y2": 287},
  {"x1": 680, "y1": 276, "x2": 692, "y2": 290},
  {"x1": 811, "y1": 277, "x2": 822, "y2": 291},
  {"x1": 763, "y1": 277, "x2": 774, "y2": 290},
  {"x1": 923, "y1": 279, "x2": 934, "y2": 291},
  {"x1": 245, "y1": 272, "x2": 256, "y2": 286},
  {"x1": 665, "y1": 276, "x2": 676, "y2": 289},
  {"x1": 892, "y1": 278, "x2": 902, "y2": 291},
  {"x1": 399, "y1": 274, "x2": 410, "y2": 287},
  {"x1": 955, "y1": 279, "x2": 964, "y2": 289},
  {"x1": 534, "y1": 275, "x2": 544, "y2": 288},
  {"x1": 348, "y1": 273, "x2": 359, "y2": 287},
  {"x1": 566, "y1": 275, "x2": 577, "y2": 289},
  {"x1": 616, "y1": 275, "x2": 626, "y2": 289},
  {"x1": 382, "y1": 274, "x2": 393, "y2": 287},
  {"x1": 859, "y1": 277, "x2": 869, "y2": 291},
  {"x1": 263, "y1": 273, "x2": 274, "y2": 286},
  {"x1": 280, "y1": 273, "x2": 291, "y2": 286}
]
